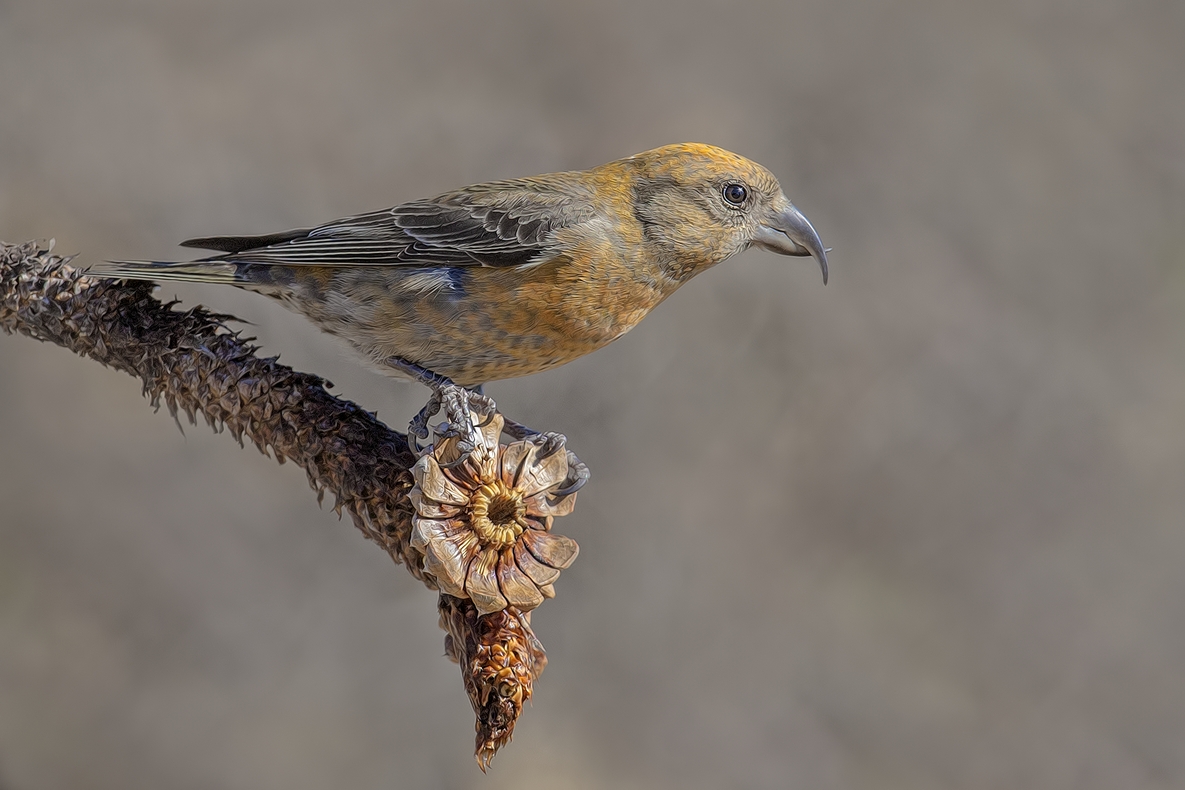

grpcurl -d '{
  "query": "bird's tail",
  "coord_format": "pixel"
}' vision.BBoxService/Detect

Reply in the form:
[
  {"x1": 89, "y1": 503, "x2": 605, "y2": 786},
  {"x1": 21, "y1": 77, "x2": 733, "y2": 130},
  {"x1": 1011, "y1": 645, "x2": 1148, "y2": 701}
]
[{"x1": 87, "y1": 259, "x2": 242, "y2": 285}]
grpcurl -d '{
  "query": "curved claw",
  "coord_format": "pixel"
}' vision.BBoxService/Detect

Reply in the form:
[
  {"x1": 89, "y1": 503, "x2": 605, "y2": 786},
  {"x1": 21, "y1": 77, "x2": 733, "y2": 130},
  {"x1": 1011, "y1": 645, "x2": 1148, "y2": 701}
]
[
  {"x1": 531, "y1": 432, "x2": 567, "y2": 461},
  {"x1": 407, "y1": 407, "x2": 433, "y2": 457},
  {"x1": 409, "y1": 391, "x2": 441, "y2": 439},
  {"x1": 553, "y1": 450, "x2": 591, "y2": 496},
  {"x1": 438, "y1": 451, "x2": 472, "y2": 470}
]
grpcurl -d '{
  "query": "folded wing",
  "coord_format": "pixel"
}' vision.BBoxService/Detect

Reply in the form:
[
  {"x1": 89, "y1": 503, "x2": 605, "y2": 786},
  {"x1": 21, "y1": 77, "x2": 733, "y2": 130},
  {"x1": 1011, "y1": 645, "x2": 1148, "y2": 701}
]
[{"x1": 179, "y1": 174, "x2": 596, "y2": 270}]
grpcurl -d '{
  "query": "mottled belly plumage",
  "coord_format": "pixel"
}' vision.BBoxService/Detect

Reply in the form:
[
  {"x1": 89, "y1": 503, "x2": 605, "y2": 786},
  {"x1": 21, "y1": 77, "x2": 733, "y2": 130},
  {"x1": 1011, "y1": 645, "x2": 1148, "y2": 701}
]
[{"x1": 248, "y1": 260, "x2": 661, "y2": 387}]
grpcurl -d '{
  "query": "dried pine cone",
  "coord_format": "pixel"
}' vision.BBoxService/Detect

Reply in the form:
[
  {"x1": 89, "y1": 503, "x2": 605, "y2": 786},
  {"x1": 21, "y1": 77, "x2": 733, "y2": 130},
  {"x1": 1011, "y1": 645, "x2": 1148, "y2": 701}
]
[
  {"x1": 439, "y1": 594, "x2": 548, "y2": 770},
  {"x1": 410, "y1": 412, "x2": 579, "y2": 614}
]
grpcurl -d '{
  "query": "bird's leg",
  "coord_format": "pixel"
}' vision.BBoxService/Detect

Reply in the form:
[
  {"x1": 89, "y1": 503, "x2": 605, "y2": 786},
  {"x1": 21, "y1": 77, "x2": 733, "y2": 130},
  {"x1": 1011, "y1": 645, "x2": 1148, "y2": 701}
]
[
  {"x1": 386, "y1": 357, "x2": 495, "y2": 454},
  {"x1": 502, "y1": 417, "x2": 591, "y2": 496},
  {"x1": 388, "y1": 358, "x2": 588, "y2": 493}
]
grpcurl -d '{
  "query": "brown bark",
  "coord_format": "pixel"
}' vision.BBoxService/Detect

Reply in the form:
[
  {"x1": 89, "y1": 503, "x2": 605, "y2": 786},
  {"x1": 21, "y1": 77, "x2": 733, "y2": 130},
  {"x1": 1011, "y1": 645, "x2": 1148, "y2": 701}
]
[{"x1": 0, "y1": 239, "x2": 551, "y2": 767}]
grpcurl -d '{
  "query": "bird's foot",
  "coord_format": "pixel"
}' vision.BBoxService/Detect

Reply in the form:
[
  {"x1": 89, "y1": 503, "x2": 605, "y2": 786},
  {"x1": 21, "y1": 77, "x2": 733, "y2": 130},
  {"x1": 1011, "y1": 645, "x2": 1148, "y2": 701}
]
[
  {"x1": 407, "y1": 384, "x2": 495, "y2": 456},
  {"x1": 389, "y1": 357, "x2": 588, "y2": 493},
  {"x1": 388, "y1": 357, "x2": 494, "y2": 455},
  {"x1": 502, "y1": 417, "x2": 590, "y2": 496}
]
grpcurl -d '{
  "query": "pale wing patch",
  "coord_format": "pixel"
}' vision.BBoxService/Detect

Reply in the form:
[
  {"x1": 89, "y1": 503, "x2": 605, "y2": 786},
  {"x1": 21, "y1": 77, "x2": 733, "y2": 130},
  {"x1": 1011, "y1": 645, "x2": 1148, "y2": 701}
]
[
  {"x1": 402, "y1": 269, "x2": 459, "y2": 294},
  {"x1": 324, "y1": 290, "x2": 379, "y2": 322}
]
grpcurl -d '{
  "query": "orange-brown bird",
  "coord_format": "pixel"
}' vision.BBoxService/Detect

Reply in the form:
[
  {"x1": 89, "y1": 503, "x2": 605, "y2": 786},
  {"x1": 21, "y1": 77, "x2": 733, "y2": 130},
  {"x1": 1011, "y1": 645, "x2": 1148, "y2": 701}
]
[{"x1": 92, "y1": 143, "x2": 827, "y2": 465}]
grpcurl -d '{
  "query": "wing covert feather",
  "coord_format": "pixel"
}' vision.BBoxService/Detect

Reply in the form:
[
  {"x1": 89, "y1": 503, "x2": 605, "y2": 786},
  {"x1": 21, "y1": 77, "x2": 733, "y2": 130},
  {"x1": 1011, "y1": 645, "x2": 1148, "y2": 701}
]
[{"x1": 191, "y1": 174, "x2": 596, "y2": 269}]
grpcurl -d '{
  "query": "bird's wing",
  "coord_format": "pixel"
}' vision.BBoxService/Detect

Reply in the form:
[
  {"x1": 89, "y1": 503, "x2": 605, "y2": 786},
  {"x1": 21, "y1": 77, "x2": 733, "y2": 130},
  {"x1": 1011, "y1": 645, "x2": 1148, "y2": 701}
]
[{"x1": 181, "y1": 174, "x2": 596, "y2": 269}]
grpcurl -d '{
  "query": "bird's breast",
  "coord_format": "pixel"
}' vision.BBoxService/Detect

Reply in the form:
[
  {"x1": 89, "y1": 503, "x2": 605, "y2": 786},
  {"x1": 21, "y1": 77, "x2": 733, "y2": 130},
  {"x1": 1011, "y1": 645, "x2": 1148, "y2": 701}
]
[{"x1": 278, "y1": 222, "x2": 672, "y2": 385}]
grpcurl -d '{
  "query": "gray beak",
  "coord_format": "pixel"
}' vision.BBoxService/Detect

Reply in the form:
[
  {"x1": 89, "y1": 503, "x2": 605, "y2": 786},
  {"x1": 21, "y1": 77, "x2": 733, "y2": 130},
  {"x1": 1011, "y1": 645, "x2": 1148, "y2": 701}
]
[{"x1": 753, "y1": 203, "x2": 829, "y2": 284}]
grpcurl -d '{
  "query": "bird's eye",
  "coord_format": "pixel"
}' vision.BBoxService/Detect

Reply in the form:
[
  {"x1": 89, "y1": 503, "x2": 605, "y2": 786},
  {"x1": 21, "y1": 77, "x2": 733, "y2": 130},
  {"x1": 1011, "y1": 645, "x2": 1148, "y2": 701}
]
[{"x1": 722, "y1": 183, "x2": 748, "y2": 205}]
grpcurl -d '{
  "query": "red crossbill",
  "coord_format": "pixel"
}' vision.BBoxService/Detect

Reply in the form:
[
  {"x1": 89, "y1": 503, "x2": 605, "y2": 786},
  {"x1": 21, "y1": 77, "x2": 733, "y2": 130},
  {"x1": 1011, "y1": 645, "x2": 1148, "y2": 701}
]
[
  {"x1": 95, "y1": 143, "x2": 826, "y2": 382},
  {"x1": 92, "y1": 143, "x2": 827, "y2": 462}
]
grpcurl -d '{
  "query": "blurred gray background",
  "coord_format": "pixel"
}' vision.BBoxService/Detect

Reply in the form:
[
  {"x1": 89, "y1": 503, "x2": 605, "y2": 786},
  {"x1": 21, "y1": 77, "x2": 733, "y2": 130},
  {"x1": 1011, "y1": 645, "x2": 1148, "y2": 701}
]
[{"x1": 2, "y1": 1, "x2": 1184, "y2": 788}]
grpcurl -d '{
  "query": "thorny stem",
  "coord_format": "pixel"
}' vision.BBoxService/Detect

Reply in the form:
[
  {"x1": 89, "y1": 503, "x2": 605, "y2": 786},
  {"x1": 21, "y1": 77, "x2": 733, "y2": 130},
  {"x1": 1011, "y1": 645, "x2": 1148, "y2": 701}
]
[{"x1": 0, "y1": 240, "x2": 566, "y2": 768}]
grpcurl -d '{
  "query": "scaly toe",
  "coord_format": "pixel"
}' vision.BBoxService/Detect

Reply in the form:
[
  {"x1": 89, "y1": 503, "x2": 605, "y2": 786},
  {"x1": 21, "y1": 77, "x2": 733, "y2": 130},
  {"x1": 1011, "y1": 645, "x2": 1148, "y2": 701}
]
[
  {"x1": 408, "y1": 392, "x2": 442, "y2": 442},
  {"x1": 528, "y1": 431, "x2": 568, "y2": 461},
  {"x1": 555, "y1": 449, "x2": 591, "y2": 496},
  {"x1": 437, "y1": 384, "x2": 483, "y2": 452},
  {"x1": 500, "y1": 415, "x2": 538, "y2": 441}
]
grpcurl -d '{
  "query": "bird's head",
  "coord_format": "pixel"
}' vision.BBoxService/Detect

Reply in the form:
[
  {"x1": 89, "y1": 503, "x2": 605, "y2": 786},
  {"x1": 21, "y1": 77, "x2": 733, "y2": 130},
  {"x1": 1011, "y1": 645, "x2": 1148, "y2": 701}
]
[{"x1": 622, "y1": 143, "x2": 828, "y2": 284}]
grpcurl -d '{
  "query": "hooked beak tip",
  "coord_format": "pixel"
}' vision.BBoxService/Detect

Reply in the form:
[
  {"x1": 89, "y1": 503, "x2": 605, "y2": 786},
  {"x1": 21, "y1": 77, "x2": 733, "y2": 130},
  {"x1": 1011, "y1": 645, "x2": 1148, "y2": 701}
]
[{"x1": 757, "y1": 203, "x2": 829, "y2": 285}]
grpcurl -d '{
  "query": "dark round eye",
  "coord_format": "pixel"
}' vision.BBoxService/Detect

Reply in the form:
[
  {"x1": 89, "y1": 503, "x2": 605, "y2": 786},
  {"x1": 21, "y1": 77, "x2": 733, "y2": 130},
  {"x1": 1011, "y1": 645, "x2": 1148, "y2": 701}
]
[{"x1": 722, "y1": 183, "x2": 748, "y2": 205}]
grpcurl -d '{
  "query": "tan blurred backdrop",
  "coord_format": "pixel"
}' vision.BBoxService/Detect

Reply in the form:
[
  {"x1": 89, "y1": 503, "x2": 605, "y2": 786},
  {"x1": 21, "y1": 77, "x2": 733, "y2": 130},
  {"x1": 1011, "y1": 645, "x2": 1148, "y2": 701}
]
[{"x1": 2, "y1": 1, "x2": 1184, "y2": 788}]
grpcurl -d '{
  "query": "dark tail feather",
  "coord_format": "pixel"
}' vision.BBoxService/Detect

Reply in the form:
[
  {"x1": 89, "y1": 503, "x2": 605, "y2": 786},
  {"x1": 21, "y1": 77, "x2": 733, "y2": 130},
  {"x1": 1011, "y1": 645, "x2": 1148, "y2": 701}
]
[
  {"x1": 87, "y1": 259, "x2": 242, "y2": 285},
  {"x1": 180, "y1": 228, "x2": 312, "y2": 253}
]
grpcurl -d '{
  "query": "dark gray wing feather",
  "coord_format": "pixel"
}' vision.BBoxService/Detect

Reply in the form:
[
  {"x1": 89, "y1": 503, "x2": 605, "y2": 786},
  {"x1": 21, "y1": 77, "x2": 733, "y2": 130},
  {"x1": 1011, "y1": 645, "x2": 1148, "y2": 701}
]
[
  {"x1": 183, "y1": 173, "x2": 595, "y2": 269},
  {"x1": 180, "y1": 228, "x2": 314, "y2": 253}
]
